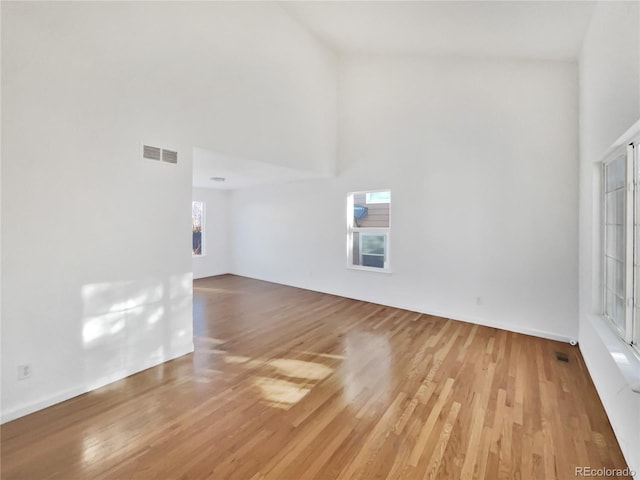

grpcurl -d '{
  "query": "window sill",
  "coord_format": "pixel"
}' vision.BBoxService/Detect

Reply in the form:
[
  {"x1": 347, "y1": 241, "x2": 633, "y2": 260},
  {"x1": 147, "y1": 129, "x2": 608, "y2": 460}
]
[
  {"x1": 347, "y1": 265, "x2": 392, "y2": 274},
  {"x1": 587, "y1": 314, "x2": 640, "y2": 393},
  {"x1": 192, "y1": 254, "x2": 206, "y2": 258}
]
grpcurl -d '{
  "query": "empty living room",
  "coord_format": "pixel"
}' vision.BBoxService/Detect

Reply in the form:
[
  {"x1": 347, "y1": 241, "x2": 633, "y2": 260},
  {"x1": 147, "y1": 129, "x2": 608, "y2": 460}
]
[{"x1": 1, "y1": 1, "x2": 639, "y2": 479}]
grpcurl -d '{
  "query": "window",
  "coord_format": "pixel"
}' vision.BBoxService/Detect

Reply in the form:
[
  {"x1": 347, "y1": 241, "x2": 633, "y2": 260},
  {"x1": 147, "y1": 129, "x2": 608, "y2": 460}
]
[
  {"x1": 603, "y1": 153, "x2": 627, "y2": 334},
  {"x1": 602, "y1": 141, "x2": 639, "y2": 354},
  {"x1": 347, "y1": 190, "x2": 390, "y2": 271},
  {"x1": 192, "y1": 201, "x2": 204, "y2": 256}
]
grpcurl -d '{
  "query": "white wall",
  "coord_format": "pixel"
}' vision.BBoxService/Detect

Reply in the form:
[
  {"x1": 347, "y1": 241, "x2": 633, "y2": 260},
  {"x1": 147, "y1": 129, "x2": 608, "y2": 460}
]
[
  {"x1": 231, "y1": 55, "x2": 579, "y2": 342},
  {"x1": 1, "y1": 2, "x2": 336, "y2": 422},
  {"x1": 193, "y1": 188, "x2": 231, "y2": 279},
  {"x1": 578, "y1": 1, "x2": 640, "y2": 472}
]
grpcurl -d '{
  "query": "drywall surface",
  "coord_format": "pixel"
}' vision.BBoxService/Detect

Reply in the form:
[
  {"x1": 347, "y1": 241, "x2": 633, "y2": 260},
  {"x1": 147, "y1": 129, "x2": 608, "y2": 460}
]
[
  {"x1": 578, "y1": 1, "x2": 640, "y2": 472},
  {"x1": 192, "y1": 188, "x2": 231, "y2": 279},
  {"x1": 1, "y1": 2, "x2": 336, "y2": 421},
  {"x1": 231, "y1": 55, "x2": 579, "y2": 342}
]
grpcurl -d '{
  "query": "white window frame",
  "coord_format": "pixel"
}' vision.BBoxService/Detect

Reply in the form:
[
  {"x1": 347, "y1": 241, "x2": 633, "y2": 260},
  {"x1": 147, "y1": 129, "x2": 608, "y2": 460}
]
[
  {"x1": 602, "y1": 139, "x2": 639, "y2": 355},
  {"x1": 347, "y1": 190, "x2": 391, "y2": 273}
]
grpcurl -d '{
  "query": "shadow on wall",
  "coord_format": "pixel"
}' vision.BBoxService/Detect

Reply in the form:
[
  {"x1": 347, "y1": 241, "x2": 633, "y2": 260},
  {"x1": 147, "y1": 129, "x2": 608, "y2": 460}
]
[{"x1": 80, "y1": 273, "x2": 193, "y2": 392}]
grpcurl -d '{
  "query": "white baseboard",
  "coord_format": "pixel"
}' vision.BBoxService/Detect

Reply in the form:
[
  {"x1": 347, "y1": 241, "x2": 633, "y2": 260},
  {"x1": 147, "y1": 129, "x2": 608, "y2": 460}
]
[
  {"x1": 1, "y1": 343, "x2": 194, "y2": 424},
  {"x1": 231, "y1": 272, "x2": 576, "y2": 344}
]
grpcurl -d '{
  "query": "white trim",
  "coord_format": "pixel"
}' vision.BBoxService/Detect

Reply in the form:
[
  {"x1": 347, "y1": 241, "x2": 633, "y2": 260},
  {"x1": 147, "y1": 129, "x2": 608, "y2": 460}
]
[
  {"x1": 601, "y1": 151, "x2": 627, "y2": 335},
  {"x1": 626, "y1": 143, "x2": 635, "y2": 343},
  {"x1": 600, "y1": 119, "x2": 640, "y2": 161},
  {"x1": 1, "y1": 345, "x2": 194, "y2": 424},
  {"x1": 634, "y1": 142, "x2": 640, "y2": 353},
  {"x1": 598, "y1": 121, "x2": 640, "y2": 375},
  {"x1": 586, "y1": 314, "x2": 640, "y2": 394},
  {"x1": 231, "y1": 273, "x2": 574, "y2": 343},
  {"x1": 347, "y1": 265, "x2": 393, "y2": 274}
]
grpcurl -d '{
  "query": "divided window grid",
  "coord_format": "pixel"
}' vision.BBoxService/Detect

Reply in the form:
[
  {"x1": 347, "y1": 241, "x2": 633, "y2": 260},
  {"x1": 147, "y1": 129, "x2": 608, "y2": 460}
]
[{"x1": 603, "y1": 143, "x2": 639, "y2": 354}]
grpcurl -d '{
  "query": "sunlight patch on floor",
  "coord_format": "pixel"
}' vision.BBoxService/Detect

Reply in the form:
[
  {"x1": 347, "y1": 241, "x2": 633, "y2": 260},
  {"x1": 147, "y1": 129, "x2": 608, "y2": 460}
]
[
  {"x1": 224, "y1": 355, "x2": 251, "y2": 364},
  {"x1": 267, "y1": 358, "x2": 333, "y2": 381},
  {"x1": 253, "y1": 377, "x2": 311, "y2": 409}
]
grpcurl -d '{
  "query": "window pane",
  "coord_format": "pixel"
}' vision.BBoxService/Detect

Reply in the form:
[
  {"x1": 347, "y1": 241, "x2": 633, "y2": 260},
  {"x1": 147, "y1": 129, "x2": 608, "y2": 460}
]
[
  {"x1": 606, "y1": 257, "x2": 615, "y2": 294},
  {"x1": 366, "y1": 191, "x2": 391, "y2": 204},
  {"x1": 352, "y1": 232, "x2": 361, "y2": 266},
  {"x1": 603, "y1": 153, "x2": 627, "y2": 336},
  {"x1": 353, "y1": 191, "x2": 390, "y2": 228},
  {"x1": 614, "y1": 189, "x2": 625, "y2": 225},
  {"x1": 362, "y1": 255, "x2": 385, "y2": 268},
  {"x1": 604, "y1": 288, "x2": 615, "y2": 320},
  {"x1": 361, "y1": 235, "x2": 385, "y2": 255},
  {"x1": 615, "y1": 259, "x2": 624, "y2": 297},
  {"x1": 605, "y1": 192, "x2": 615, "y2": 225},
  {"x1": 192, "y1": 201, "x2": 203, "y2": 256},
  {"x1": 616, "y1": 225, "x2": 625, "y2": 260},
  {"x1": 605, "y1": 155, "x2": 625, "y2": 192},
  {"x1": 615, "y1": 295, "x2": 625, "y2": 332},
  {"x1": 635, "y1": 265, "x2": 640, "y2": 349},
  {"x1": 361, "y1": 233, "x2": 386, "y2": 268}
]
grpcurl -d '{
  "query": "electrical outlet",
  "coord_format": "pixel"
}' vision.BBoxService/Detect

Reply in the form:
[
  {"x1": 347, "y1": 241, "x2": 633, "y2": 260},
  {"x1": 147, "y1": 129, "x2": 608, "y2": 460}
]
[{"x1": 17, "y1": 365, "x2": 32, "y2": 380}]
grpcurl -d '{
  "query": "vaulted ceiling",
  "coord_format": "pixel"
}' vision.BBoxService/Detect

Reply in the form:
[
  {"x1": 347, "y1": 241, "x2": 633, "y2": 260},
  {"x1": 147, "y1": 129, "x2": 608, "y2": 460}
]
[{"x1": 281, "y1": 1, "x2": 596, "y2": 61}]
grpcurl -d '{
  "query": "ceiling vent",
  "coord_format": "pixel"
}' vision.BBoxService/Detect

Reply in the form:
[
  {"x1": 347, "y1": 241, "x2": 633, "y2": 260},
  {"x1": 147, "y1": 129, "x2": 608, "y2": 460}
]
[
  {"x1": 143, "y1": 145, "x2": 161, "y2": 161},
  {"x1": 162, "y1": 149, "x2": 178, "y2": 164}
]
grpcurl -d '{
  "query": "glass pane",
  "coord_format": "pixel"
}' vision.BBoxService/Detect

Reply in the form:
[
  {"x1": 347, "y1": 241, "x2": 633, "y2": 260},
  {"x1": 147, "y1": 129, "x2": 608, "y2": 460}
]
[
  {"x1": 605, "y1": 226, "x2": 616, "y2": 258},
  {"x1": 615, "y1": 259, "x2": 624, "y2": 297},
  {"x1": 605, "y1": 226, "x2": 625, "y2": 261},
  {"x1": 615, "y1": 225, "x2": 625, "y2": 260},
  {"x1": 635, "y1": 266, "x2": 640, "y2": 347},
  {"x1": 605, "y1": 288, "x2": 615, "y2": 320},
  {"x1": 615, "y1": 295, "x2": 625, "y2": 332},
  {"x1": 361, "y1": 235, "x2": 385, "y2": 255},
  {"x1": 352, "y1": 232, "x2": 360, "y2": 266},
  {"x1": 366, "y1": 191, "x2": 391, "y2": 204},
  {"x1": 362, "y1": 255, "x2": 385, "y2": 268},
  {"x1": 614, "y1": 189, "x2": 625, "y2": 225},
  {"x1": 605, "y1": 192, "x2": 615, "y2": 225},
  {"x1": 606, "y1": 257, "x2": 615, "y2": 293},
  {"x1": 192, "y1": 201, "x2": 203, "y2": 256},
  {"x1": 352, "y1": 191, "x2": 390, "y2": 228},
  {"x1": 605, "y1": 155, "x2": 625, "y2": 192}
]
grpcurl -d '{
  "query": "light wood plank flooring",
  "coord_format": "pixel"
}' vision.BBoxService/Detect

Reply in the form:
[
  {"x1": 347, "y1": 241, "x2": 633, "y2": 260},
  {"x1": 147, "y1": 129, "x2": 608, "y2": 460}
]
[{"x1": 1, "y1": 275, "x2": 631, "y2": 479}]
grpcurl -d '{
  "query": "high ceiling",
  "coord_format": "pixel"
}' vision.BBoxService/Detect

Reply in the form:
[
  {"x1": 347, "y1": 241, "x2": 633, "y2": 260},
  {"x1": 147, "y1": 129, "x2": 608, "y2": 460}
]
[
  {"x1": 196, "y1": 1, "x2": 598, "y2": 189},
  {"x1": 280, "y1": 1, "x2": 596, "y2": 61}
]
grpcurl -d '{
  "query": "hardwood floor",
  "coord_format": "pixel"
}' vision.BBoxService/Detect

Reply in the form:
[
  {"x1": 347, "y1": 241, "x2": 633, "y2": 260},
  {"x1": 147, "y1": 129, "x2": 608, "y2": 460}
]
[{"x1": 1, "y1": 275, "x2": 631, "y2": 479}]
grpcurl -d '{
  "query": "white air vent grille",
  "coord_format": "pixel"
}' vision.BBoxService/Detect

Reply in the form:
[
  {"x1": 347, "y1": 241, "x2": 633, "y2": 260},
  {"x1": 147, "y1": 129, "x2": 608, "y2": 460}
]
[
  {"x1": 143, "y1": 145, "x2": 161, "y2": 161},
  {"x1": 162, "y1": 149, "x2": 178, "y2": 164}
]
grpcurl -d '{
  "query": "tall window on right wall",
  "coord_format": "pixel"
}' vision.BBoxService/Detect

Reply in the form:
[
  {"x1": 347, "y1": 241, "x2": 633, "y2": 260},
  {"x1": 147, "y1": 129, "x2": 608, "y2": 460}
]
[
  {"x1": 602, "y1": 141, "x2": 639, "y2": 353},
  {"x1": 347, "y1": 190, "x2": 391, "y2": 271}
]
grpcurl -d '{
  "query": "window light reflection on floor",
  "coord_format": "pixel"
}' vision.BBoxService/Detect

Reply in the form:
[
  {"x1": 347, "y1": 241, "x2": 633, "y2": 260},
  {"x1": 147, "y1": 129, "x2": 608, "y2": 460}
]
[{"x1": 253, "y1": 377, "x2": 311, "y2": 409}]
